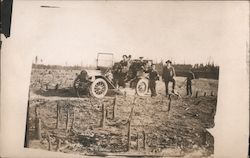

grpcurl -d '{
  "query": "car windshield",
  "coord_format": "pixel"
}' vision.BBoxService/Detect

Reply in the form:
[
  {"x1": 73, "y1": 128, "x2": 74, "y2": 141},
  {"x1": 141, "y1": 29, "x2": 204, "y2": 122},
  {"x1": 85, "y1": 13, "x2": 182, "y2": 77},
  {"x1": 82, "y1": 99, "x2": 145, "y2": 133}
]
[{"x1": 97, "y1": 53, "x2": 113, "y2": 68}]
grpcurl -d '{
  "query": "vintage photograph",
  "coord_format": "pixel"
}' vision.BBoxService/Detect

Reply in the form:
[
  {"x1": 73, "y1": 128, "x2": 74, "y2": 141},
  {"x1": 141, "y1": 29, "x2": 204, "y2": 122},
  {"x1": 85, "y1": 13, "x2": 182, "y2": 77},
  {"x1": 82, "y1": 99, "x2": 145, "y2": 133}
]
[{"x1": 23, "y1": 1, "x2": 220, "y2": 157}]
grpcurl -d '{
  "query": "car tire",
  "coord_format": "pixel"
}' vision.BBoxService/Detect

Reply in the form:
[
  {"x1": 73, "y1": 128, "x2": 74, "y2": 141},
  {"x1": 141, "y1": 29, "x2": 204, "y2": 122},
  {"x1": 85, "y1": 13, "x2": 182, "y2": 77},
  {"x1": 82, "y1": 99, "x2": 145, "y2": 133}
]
[{"x1": 90, "y1": 78, "x2": 108, "y2": 98}]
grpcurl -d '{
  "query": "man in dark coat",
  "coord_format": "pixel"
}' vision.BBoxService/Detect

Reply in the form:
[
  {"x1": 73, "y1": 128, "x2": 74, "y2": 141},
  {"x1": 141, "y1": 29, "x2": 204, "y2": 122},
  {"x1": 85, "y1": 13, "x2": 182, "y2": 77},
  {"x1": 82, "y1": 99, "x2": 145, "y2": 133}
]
[
  {"x1": 148, "y1": 64, "x2": 159, "y2": 97},
  {"x1": 162, "y1": 60, "x2": 176, "y2": 95},
  {"x1": 186, "y1": 69, "x2": 195, "y2": 96},
  {"x1": 73, "y1": 70, "x2": 90, "y2": 93}
]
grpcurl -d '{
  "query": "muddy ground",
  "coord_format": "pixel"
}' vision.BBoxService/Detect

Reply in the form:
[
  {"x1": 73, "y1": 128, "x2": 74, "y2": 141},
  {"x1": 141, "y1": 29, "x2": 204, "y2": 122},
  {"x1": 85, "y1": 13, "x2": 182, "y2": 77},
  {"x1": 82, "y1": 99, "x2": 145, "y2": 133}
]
[{"x1": 26, "y1": 69, "x2": 218, "y2": 157}]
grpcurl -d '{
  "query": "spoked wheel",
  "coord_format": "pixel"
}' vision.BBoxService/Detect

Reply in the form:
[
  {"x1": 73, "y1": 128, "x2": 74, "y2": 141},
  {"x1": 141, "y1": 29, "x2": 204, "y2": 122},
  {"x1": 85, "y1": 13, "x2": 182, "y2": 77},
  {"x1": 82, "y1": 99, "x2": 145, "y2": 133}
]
[
  {"x1": 90, "y1": 78, "x2": 108, "y2": 98},
  {"x1": 135, "y1": 78, "x2": 148, "y2": 96}
]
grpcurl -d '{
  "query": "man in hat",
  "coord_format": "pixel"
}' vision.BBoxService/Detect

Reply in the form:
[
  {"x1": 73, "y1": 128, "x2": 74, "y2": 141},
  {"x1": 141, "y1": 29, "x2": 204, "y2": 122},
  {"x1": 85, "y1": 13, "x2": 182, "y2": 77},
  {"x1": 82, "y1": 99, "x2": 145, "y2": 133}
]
[
  {"x1": 120, "y1": 55, "x2": 128, "y2": 67},
  {"x1": 148, "y1": 64, "x2": 159, "y2": 97},
  {"x1": 162, "y1": 60, "x2": 176, "y2": 95},
  {"x1": 138, "y1": 57, "x2": 146, "y2": 70}
]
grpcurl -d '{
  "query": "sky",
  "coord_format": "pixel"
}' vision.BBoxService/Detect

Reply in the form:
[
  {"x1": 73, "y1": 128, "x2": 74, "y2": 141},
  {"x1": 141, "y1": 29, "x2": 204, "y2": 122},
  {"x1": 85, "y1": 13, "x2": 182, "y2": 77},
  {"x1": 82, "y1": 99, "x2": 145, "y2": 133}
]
[{"x1": 3, "y1": 1, "x2": 249, "y2": 66}]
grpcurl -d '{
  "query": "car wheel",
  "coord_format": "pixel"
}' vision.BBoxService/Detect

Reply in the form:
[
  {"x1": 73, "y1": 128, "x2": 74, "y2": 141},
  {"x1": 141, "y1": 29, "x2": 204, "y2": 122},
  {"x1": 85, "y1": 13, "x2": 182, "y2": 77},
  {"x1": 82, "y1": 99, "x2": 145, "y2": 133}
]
[
  {"x1": 90, "y1": 78, "x2": 108, "y2": 98},
  {"x1": 136, "y1": 78, "x2": 148, "y2": 96}
]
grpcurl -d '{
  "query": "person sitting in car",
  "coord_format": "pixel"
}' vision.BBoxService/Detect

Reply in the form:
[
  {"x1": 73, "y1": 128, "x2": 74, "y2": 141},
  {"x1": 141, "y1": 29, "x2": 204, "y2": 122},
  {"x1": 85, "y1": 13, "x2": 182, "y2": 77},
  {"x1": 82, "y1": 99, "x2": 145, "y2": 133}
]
[{"x1": 119, "y1": 55, "x2": 129, "y2": 88}]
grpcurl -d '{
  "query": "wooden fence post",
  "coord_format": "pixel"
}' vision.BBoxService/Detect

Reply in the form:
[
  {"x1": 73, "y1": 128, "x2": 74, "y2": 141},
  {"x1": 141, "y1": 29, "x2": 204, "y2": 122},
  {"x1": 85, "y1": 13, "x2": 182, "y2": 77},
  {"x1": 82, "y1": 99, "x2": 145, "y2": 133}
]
[
  {"x1": 127, "y1": 105, "x2": 135, "y2": 151},
  {"x1": 47, "y1": 133, "x2": 52, "y2": 151},
  {"x1": 142, "y1": 131, "x2": 146, "y2": 149},
  {"x1": 100, "y1": 102, "x2": 106, "y2": 128},
  {"x1": 65, "y1": 108, "x2": 70, "y2": 131},
  {"x1": 195, "y1": 91, "x2": 199, "y2": 98},
  {"x1": 71, "y1": 107, "x2": 75, "y2": 130},
  {"x1": 204, "y1": 92, "x2": 206, "y2": 96},
  {"x1": 211, "y1": 91, "x2": 214, "y2": 96},
  {"x1": 136, "y1": 133, "x2": 139, "y2": 150},
  {"x1": 56, "y1": 103, "x2": 60, "y2": 129},
  {"x1": 113, "y1": 95, "x2": 117, "y2": 119},
  {"x1": 35, "y1": 118, "x2": 41, "y2": 140}
]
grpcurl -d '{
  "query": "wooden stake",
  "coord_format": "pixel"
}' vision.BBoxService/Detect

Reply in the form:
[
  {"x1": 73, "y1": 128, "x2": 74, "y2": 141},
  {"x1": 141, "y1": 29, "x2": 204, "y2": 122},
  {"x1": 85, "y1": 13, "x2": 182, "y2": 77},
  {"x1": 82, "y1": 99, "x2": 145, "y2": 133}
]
[
  {"x1": 35, "y1": 118, "x2": 41, "y2": 140},
  {"x1": 195, "y1": 91, "x2": 198, "y2": 98},
  {"x1": 211, "y1": 91, "x2": 214, "y2": 96},
  {"x1": 56, "y1": 103, "x2": 60, "y2": 129},
  {"x1": 71, "y1": 108, "x2": 75, "y2": 130},
  {"x1": 127, "y1": 105, "x2": 135, "y2": 151},
  {"x1": 142, "y1": 131, "x2": 146, "y2": 149},
  {"x1": 136, "y1": 132, "x2": 139, "y2": 150},
  {"x1": 113, "y1": 95, "x2": 117, "y2": 119},
  {"x1": 47, "y1": 133, "x2": 52, "y2": 151},
  {"x1": 127, "y1": 120, "x2": 131, "y2": 151},
  {"x1": 100, "y1": 102, "x2": 106, "y2": 128},
  {"x1": 65, "y1": 108, "x2": 70, "y2": 131}
]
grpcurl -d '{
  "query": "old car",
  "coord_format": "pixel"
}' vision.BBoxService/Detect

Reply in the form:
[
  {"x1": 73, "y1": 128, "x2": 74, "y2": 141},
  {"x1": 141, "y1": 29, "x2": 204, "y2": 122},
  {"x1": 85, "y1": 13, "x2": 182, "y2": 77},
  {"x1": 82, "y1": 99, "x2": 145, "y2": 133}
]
[{"x1": 73, "y1": 53, "x2": 151, "y2": 98}]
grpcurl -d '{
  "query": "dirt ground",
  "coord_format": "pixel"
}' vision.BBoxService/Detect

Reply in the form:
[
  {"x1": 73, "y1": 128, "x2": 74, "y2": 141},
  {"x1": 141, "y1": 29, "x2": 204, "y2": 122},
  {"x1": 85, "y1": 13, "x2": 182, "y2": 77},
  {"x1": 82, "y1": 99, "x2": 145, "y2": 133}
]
[{"x1": 26, "y1": 69, "x2": 218, "y2": 157}]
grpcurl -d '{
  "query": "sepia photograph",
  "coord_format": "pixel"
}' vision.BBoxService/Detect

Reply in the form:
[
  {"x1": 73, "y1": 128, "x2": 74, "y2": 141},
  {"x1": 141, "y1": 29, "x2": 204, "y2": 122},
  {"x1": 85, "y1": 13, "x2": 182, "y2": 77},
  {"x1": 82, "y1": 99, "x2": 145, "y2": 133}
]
[
  {"x1": 1, "y1": 1, "x2": 249, "y2": 158},
  {"x1": 23, "y1": 1, "x2": 220, "y2": 157}
]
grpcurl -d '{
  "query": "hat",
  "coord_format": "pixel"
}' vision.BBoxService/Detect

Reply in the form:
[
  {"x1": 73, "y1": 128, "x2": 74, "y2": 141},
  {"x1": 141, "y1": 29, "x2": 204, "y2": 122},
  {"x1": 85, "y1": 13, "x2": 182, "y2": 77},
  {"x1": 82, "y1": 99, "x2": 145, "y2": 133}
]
[
  {"x1": 122, "y1": 55, "x2": 128, "y2": 58},
  {"x1": 128, "y1": 55, "x2": 132, "y2": 58},
  {"x1": 139, "y1": 57, "x2": 144, "y2": 59},
  {"x1": 165, "y1": 60, "x2": 172, "y2": 64}
]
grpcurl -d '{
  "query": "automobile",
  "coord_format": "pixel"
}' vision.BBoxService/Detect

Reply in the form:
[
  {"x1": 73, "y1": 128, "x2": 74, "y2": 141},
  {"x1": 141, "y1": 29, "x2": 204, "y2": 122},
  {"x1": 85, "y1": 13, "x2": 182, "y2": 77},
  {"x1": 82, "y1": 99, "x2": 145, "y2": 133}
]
[{"x1": 73, "y1": 53, "x2": 151, "y2": 98}]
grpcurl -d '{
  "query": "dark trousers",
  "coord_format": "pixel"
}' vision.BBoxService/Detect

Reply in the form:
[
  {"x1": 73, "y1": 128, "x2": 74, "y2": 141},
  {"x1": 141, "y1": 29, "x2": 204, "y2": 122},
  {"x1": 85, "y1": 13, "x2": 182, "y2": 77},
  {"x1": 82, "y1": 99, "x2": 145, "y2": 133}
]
[
  {"x1": 149, "y1": 80, "x2": 157, "y2": 96},
  {"x1": 165, "y1": 78, "x2": 175, "y2": 95},
  {"x1": 186, "y1": 80, "x2": 192, "y2": 95}
]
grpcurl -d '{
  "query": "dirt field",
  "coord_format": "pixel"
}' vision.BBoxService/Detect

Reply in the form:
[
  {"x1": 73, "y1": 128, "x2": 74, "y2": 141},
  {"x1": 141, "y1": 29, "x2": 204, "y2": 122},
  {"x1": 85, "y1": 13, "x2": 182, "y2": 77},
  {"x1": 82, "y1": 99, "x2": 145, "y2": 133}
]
[{"x1": 26, "y1": 68, "x2": 218, "y2": 157}]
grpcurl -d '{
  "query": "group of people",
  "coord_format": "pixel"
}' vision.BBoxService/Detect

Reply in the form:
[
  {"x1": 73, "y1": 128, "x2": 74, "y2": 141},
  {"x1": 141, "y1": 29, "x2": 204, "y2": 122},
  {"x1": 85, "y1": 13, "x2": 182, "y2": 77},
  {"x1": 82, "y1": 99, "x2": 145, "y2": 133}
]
[
  {"x1": 115, "y1": 55, "x2": 147, "y2": 87},
  {"x1": 117, "y1": 55, "x2": 196, "y2": 97},
  {"x1": 154, "y1": 60, "x2": 196, "y2": 97}
]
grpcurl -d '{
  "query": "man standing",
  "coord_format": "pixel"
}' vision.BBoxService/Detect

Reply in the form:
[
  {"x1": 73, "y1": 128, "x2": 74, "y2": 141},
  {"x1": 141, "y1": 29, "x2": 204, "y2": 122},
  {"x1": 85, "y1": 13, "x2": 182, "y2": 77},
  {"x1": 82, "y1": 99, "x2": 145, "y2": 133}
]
[
  {"x1": 148, "y1": 64, "x2": 159, "y2": 97},
  {"x1": 162, "y1": 60, "x2": 176, "y2": 95},
  {"x1": 186, "y1": 69, "x2": 195, "y2": 96}
]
